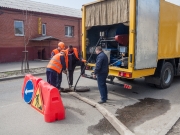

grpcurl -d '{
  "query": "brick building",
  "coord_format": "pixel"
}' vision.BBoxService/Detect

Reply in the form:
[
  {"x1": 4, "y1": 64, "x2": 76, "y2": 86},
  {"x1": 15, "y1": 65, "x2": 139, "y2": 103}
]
[{"x1": 0, "y1": 0, "x2": 82, "y2": 63}]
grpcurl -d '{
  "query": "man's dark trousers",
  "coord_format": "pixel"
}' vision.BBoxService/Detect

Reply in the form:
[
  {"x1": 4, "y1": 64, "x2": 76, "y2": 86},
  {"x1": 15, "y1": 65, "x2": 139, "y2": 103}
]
[
  {"x1": 46, "y1": 70, "x2": 58, "y2": 88},
  {"x1": 97, "y1": 73, "x2": 108, "y2": 102},
  {"x1": 68, "y1": 65, "x2": 76, "y2": 85},
  {"x1": 57, "y1": 71, "x2": 63, "y2": 89}
]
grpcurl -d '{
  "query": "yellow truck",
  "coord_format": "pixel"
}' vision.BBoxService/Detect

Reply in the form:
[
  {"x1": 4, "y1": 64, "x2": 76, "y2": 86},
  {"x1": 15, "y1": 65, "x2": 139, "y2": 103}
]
[{"x1": 81, "y1": 0, "x2": 180, "y2": 89}]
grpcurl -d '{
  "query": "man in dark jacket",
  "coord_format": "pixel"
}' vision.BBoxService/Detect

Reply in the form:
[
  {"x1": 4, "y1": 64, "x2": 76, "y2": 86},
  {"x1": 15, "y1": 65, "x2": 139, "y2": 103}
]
[
  {"x1": 93, "y1": 46, "x2": 109, "y2": 104},
  {"x1": 67, "y1": 45, "x2": 86, "y2": 87}
]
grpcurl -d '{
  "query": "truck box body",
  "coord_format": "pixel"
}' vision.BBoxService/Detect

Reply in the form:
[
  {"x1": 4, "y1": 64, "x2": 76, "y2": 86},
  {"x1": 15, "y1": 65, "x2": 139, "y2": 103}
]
[{"x1": 82, "y1": 0, "x2": 180, "y2": 82}]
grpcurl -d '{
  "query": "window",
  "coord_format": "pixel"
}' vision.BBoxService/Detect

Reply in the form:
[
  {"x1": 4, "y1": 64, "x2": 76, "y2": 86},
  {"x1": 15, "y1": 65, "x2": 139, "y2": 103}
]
[
  {"x1": 42, "y1": 24, "x2": 46, "y2": 36},
  {"x1": 14, "y1": 21, "x2": 24, "y2": 36},
  {"x1": 65, "y1": 26, "x2": 74, "y2": 37}
]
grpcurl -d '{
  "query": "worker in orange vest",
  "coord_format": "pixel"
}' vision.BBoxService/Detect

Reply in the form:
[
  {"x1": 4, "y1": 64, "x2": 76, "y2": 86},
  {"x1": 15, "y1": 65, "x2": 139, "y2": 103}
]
[
  {"x1": 46, "y1": 45, "x2": 67, "y2": 90},
  {"x1": 50, "y1": 42, "x2": 67, "y2": 90},
  {"x1": 51, "y1": 42, "x2": 66, "y2": 58},
  {"x1": 66, "y1": 45, "x2": 86, "y2": 87},
  {"x1": 46, "y1": 51, "x2": 67, "y2": 90}
]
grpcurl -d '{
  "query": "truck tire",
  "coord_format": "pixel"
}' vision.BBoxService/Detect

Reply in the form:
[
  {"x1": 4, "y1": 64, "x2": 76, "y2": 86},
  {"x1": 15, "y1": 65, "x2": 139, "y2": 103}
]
[{"x1": 156, "y1": 62, "x2": 174, "y2": 89}]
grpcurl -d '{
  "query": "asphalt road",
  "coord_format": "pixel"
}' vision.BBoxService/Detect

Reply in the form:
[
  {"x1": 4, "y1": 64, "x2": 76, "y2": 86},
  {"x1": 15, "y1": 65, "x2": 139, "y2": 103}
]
[
  {"x1": 1, "y1": 70, "x2": 180, "y2": 135},
  {"x1": 0, "y1": 71, "x2": 119, "y2": 135}
]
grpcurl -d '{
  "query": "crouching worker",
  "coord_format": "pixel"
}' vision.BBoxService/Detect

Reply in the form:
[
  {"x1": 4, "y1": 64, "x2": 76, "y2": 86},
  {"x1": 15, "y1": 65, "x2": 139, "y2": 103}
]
[
  {"x1": 46, "y1": 51, "x2": 67, "y2": 91},
  {"x1": 66, "y1": 45, "x2": 86, "y2": 87}
]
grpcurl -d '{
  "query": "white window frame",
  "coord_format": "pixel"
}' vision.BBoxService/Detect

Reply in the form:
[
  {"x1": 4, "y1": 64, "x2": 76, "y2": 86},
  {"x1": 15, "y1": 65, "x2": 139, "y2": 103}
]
[
  {"x1": 65, "y1": 26, "x2": 74, "y2": 37},
  {"x1": 14, "y1": 20, "x2": 24, "y2": 36},
  {"x1": 42, "y1": 23, "x2": 46, "y2": 36}
]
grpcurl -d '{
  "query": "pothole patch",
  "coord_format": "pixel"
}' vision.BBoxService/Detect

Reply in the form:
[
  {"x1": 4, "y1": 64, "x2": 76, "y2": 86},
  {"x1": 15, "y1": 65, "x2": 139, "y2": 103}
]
[
  {"x1": 116, "y1": 98, "x2": 170, "y2": 130},
  {"x1": 88, "y1": 118, "x2": 119, "y2": 135},
  {"x1": 88, "y1": 98, "x2": 170, "y2": 134}
]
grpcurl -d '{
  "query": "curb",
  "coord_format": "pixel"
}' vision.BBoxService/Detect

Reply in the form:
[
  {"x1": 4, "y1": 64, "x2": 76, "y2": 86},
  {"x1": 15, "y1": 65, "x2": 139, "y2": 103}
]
[
  {"x1": 0, "y1": 72, "x2": 46, "y2": 81},
  {"x1": 0, "y1": 67, "x2": 46, "y2": 74},
  {"x1": 0, "y1": 67, "x2": 81, "y2": 81},
  {"x1": 158, "y1": 112, "x2": 180, "y2": 135},
  {"x1": 69, "y1": 92, "x2": 135, "y2": 135}
]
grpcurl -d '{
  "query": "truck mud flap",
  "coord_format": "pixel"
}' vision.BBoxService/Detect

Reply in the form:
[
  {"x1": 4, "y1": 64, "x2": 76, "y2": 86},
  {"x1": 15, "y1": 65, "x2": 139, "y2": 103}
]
[
  {"x1": 145, "y1": 76, "x2": 160, "y2": 85},
  {"x1": 83, "y1": 75, "x2": 132, "y2": 90}
]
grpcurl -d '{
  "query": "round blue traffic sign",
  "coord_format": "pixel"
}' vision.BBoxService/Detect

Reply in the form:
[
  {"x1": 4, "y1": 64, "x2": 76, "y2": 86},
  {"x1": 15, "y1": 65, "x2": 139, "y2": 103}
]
[{"x1": 24, "y1": 80, "x2": 34, "y2": 103}]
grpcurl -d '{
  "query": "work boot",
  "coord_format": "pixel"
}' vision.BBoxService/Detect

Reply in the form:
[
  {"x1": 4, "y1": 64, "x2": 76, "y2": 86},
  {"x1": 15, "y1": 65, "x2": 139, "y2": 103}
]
[
  {"x1": 60, "y1": 87, "x2": 64, "y2": 90},
  {"x1": 81, "y1": 74, "x2": 87, "y2": 77},
  {"x1": 59, "y1": 87, "x2": 64, "y2": 92},
  {"x1": 69, "y1": 85, "x2": 74, "y2": 88},
  {"x1": 98, "y1": 101, "x2": 106, "y2": 104}
]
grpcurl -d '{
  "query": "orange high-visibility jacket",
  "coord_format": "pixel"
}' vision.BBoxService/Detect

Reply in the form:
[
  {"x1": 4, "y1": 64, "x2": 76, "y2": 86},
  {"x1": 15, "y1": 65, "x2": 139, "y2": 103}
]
[
  {"x1": 66, "y1": 48, "x2": 86, "y2": 65},
  {"x1": 52, "y1": 49, "x2": 59, "y2": 56},
  {"x1": 47, "y1": 53, "x2": 63, "y2": 73}
]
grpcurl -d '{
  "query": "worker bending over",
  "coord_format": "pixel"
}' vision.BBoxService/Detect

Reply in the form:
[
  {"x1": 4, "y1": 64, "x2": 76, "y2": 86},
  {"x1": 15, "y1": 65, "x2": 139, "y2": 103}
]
[
  {"x1": 46, "y1": 51, "x2": 67, "y2": 91},
  {"x1": 66, "y1": 45, "x2": 86, "y2": 87},
  {"x1": 51, "y1": 42, "x2": 67, "y2": 90}
]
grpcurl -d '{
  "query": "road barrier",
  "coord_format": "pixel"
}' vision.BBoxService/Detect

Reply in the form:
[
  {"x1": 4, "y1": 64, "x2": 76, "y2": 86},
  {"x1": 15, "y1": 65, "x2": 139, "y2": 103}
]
[
  {"x1": 22, "y1": 74, "x2": 65, "y2": 122},
  {"x1": 22, "y1": 74, "x2": 42, "y2": 103}
]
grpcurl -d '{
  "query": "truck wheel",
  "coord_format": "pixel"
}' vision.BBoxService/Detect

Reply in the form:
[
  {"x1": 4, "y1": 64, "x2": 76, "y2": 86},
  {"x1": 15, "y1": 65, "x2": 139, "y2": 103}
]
[{"x1": 156, "y1": 62, "x2": 174, "y2": 89}]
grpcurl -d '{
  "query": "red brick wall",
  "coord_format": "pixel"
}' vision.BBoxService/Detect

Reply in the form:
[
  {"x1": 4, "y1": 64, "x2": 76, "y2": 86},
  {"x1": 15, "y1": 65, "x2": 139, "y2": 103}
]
[{"x1": 0, "y1": 8, "x2": 82, "y2": 63}]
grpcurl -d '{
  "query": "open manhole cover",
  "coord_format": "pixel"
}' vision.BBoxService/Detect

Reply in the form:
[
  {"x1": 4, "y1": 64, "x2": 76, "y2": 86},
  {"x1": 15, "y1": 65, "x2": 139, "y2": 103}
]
[
  {"x1": 75, "y1": 86, "x2": 90, "y2": 92},
  {"x1": 61, "y1": 86, "x2": 90, "y2": 93}
]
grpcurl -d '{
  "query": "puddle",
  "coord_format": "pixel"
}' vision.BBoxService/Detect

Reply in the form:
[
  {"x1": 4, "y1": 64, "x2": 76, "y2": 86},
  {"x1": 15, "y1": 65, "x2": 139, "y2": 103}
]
[
  {"x1": 88, "y1": 118, "x2": 119, "y2": 135},
  {"x1": 66, "y1": 106, "x2": 85, "y2": 116},
  {"x1": 115, "y1": 98, "x2": 170, "y2": 130}
]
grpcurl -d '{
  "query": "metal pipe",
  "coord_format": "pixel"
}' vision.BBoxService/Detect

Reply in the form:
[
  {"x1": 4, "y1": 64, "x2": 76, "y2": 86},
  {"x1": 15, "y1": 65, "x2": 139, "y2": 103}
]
[{"x1": 74, "y1": 37, "x2": 102, "y2": 91}]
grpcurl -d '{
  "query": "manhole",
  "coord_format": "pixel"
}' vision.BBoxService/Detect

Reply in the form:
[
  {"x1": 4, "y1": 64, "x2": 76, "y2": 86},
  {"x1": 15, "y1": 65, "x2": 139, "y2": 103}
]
[
  {"x1": 61, "y1": 86, "x2": 90, "y2": 93},
  {"x1": 75, "y1": 86, "x2": 90, "y2": 92}
]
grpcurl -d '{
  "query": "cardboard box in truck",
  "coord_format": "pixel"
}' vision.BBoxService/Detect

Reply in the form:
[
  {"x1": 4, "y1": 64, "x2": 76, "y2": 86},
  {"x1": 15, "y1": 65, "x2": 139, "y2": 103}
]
[{"x1": 82, "y1": 0, "x2": 180, "y2": 89}]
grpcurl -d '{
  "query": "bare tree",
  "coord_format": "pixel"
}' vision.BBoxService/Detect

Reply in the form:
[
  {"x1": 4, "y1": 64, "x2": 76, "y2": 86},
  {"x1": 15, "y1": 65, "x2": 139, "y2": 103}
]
[{"x1": 21, "y1": 9, "x2": 33, "y2": 73}]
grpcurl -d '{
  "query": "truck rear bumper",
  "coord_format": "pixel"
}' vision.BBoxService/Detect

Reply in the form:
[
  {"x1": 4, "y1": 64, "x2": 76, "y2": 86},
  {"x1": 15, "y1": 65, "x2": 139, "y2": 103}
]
[
  {"x1": 82, "y1": 74, "x2": 132, "y2": 90},
  {"x1": 86, "y1": 64, "x2": 156, "y2": 79}
]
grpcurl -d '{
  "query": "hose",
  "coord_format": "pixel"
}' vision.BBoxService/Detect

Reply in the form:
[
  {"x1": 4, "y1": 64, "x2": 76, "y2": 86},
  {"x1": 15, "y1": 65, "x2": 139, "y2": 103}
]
[
  {"x1": 74, "y1": 37, "x2": 102, "y2": 91},
  {"x1": 109, "y1": 57, "x2": 128, "y2": 66}
]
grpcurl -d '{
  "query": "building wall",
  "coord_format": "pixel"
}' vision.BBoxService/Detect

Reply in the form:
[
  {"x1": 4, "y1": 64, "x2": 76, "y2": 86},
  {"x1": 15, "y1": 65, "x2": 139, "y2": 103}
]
[{"x1": 0, "y1": 8, "x2": 82, "y2": 63}]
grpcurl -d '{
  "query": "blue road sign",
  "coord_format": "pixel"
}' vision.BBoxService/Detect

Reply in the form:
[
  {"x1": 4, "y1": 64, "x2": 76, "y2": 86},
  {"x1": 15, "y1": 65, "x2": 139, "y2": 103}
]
[{"x1": 24, "y1": 80, "x2": 34, "y2": 103}]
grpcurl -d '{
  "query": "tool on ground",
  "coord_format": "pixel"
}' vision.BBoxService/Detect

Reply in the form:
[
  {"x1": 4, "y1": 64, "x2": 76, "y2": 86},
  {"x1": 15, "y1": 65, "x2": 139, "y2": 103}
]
[{"x1": 65, "y1": 71, "x2": 71, "y2": 89}]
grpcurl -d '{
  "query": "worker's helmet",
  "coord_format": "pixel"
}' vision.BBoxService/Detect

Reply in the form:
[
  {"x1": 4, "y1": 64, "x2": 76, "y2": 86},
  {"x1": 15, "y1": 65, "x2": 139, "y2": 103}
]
[{"x1": 58, "y1": 42, "x2": 65, "y2": 50}]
